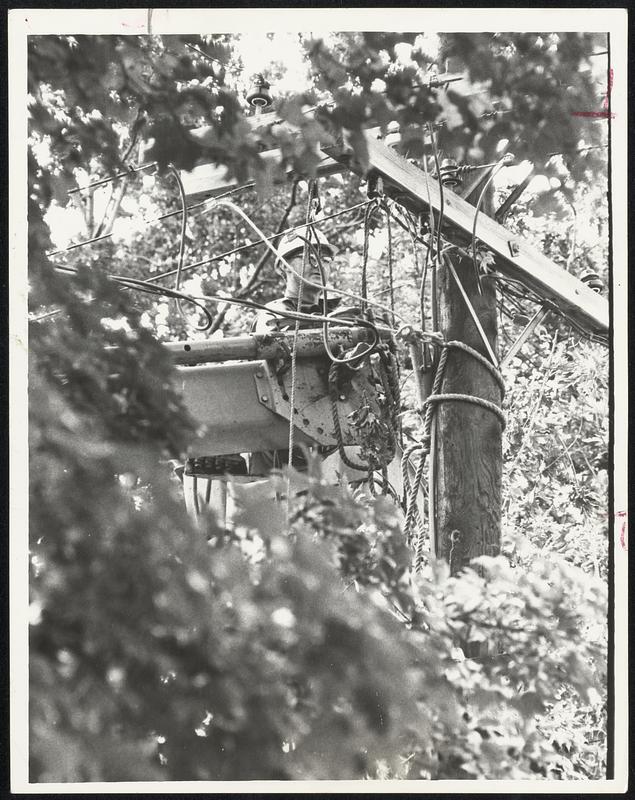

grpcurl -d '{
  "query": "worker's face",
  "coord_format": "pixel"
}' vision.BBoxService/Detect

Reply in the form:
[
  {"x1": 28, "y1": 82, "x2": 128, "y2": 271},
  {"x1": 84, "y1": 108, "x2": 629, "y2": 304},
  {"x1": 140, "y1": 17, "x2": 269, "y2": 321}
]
[{"x1": 285, "y1": 252, "x2": 332, "y2": 305}]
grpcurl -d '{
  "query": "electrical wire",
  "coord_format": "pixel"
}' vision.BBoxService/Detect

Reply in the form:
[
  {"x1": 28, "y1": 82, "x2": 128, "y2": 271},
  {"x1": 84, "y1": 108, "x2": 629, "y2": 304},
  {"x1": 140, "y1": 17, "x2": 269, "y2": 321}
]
[
  {"x1": 61, "y1": 138, "x2": 606, "y2": 202},
  {"x1": 206, "y1": 179, "x2": 300, "y2": 335},
  {"x1": 67, "y1": 162, "x2": 158, "y2": 195},
  {"x1": 107, "y1": 272, "x2": 383, "y2": 335},
  {"x1": 109, "y1": 275, "x2": 215, "y2": 328},
  {"x1": 471, "y1": 155, "x2": 514, "y2": 293},
  {"x1": 53, "y1": 264, "x2": 206, "y2": 314},
  {"x1": 440, "y1": 160, "x2": 508, "y2": 177},
  {"x1": 360, "y1": 199, "x2": 379, "y2": 312},
  {"x1": 29, "y1": 308, "x2": 64, "y2": 323},
  {"x1": 296, "y1": 235, "x2": 380, "y2": 366},
  {"x1": 204, "y1": 197, "x2": 410, "y2": 326},
  {"x1": 494, "y1": 275, "x2": 608, "y2": 346},
  {"x1": 427, "y1": 122, "x2": 444, "y2": 267},
  {"x1": 58, "y1": 222, "x2": 605, "y2": 353},
  {"x1": 46, "y1": 180, "x2": 258, "y2": 258},
  {"x1": 50, "y1": 261, "x2": 384, "y2": 341},
  {"x1": 49, "y1": 150, "x2": 337, "y2": 261},
  {"x1": 127, "y1": 199, "x2": 376, "y2": 287},
  {"x1": 498, "y1": 289, "x2": 527, "y2": 316},
  {"x1": 493, "y1": 273, "x2": 594, "y2": 332},
  {"x1": 384, "y1": 201, "x2": 395, "y2": 319},
  {"x1": 405, "y1": 212, "x2": 430, "y2": 360},
  {"x1": 46, "y1": 197, "x2": 379, "y2": 327},
  {"x1": 440, "y1": 248, "x2": 499, "y2": 367},
  {"x1": 169, "y1": 165, "x2": 211, "y2": 331},
  {"x1": 51, "y1": 175, "x2": 609, "y2": 356},
  {"x1": 287, "y1": 181, "x2": 318, "y2": 479}
]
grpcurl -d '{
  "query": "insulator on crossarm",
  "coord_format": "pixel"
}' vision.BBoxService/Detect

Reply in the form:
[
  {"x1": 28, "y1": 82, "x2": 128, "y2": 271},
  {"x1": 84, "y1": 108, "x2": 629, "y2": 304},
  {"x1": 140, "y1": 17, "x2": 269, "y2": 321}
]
[
  {"x1": 246, "y1": 74, "x2": 273, "y2": 110},
  {"x1": 366, "y1": 173, "x2": 384, "y2": 199},
  {"x1": 580, "y1": 272, "x2": 604, "y2": 293},
  {"x1": 439, "y1": 158, "x2": 462, "y2": 187}
]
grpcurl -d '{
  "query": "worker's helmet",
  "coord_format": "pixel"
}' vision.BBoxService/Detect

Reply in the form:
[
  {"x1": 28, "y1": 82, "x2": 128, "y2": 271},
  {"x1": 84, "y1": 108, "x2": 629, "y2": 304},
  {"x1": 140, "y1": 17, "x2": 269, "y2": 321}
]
[{"x1": 276, "y1": 226, "x2": 335, "y2": 263}]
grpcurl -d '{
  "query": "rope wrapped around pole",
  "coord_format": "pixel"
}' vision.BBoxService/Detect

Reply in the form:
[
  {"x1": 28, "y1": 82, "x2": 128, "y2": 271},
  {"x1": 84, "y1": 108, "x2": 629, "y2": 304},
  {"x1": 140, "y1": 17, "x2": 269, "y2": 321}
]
[{"x1": 402, "y1": 336, "x2": 505, "y2": 570}]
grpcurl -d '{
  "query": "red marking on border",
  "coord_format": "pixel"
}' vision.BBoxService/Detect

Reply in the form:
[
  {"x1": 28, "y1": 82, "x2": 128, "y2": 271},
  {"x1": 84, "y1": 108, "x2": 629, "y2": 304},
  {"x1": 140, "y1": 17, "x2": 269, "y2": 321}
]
[
  {"x1": 572, "y1": 67, "x2": 615, "y2": 119},
  {"x1": 571, "y1": 111, "x2": 616, "y2": 119},
  {"x1": 616, "y1": 511, "x2": 628, "y2": 551}
]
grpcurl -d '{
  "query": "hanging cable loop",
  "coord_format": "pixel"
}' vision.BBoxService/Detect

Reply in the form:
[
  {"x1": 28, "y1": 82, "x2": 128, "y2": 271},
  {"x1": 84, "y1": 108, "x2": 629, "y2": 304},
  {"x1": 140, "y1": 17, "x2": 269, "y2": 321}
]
[
  {"x1": 296, "y1": 235, "x2": 380, "y2": 367},
  {"x1": 169, "y1": 165, "x2": 213, "y2": 332}
]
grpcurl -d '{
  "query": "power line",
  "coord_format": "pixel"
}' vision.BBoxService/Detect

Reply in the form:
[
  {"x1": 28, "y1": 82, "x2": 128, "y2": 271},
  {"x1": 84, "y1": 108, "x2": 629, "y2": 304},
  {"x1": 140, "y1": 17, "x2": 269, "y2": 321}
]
[
  {"x1": 46, "y1": 181, "x2": 257, "y2": 257},
  {"x1": 67, "y1": 162, "x2": 158, "y2": 195},
  {"x1": 34, "y1": 198, "x2": 378, "y2": 324},
  {"x1": 122, "y1": 199, "x2": 375, "y2": 287},
  {"x1": 548, "y1": 143, "x2": 609, "y2": 158}
]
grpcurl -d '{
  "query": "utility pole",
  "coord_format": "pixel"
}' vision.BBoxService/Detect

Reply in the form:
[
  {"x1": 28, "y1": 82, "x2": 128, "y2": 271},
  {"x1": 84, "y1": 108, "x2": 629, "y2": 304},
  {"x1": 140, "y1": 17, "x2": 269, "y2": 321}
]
[{"x1": 432, "y1": 247, "x2": 503, "y2": 572}]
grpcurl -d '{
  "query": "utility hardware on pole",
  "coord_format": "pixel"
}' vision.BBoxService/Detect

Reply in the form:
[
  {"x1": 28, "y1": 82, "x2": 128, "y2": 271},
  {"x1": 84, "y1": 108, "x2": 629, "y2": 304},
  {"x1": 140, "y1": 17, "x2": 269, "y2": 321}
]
[
  {"x1": 171, "y1": 83, "x2": 608, "y2": 570},
  {"x1": 181, "y1": 109, "x2": 607, "y2": 335}
]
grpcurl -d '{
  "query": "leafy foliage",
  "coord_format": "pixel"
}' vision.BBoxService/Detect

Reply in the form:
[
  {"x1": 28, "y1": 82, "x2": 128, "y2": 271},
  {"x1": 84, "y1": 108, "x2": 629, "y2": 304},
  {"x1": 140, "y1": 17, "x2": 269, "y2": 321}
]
[
  {"x1": 438, "y1": 33, "x2": 606, "y2": 170},
  {"x1": 285, "y1": 471, "x2": 606, "y2": 779},
  {"x1": 26, "y1": 30, "x2": 609, "y2": 782}
]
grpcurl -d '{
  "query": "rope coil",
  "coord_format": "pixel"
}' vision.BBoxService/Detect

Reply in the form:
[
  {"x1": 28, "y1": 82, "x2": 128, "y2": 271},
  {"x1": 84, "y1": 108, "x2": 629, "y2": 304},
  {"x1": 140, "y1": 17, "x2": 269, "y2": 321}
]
[
  {"x1": 445, "y1": 340, "x2": 506, "y2": 395},
  {"x1": 423, "y1": 392, "x2": 506, "y2": 429},
  {"x1": 402, "y1": 333, "x2": 506, "y2": 568},
  {"x1": 400, "y1": 443, "x2": 426, "y2": 542}
]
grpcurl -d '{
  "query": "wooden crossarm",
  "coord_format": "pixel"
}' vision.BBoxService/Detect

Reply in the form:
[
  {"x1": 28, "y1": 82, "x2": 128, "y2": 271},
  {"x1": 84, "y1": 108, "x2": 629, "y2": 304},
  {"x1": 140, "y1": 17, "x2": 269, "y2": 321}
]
[
  {"x1": 325, "y1": 132, "x2": 609, "y2": 335},
  {"x1": 183, "y1": 111, "x2": 609, "y2": 335}
]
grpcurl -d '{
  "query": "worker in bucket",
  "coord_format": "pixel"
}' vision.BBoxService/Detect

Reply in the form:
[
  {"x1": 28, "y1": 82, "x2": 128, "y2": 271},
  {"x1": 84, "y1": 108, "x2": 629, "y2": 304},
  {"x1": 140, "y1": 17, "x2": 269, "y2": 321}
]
[{"x1": 253, "y1": 226, "x2": 358, "y2": 332}]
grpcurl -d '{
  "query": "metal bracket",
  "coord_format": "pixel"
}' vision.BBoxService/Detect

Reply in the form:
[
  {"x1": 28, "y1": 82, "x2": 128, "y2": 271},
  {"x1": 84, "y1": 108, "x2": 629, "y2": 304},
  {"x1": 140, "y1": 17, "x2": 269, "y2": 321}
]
[
  {"x1": 367, "y1": 172, "x2": 384, "y2": 199},
  {"x1": 396, "y1": 326, "x2": 442, "y2": 411},
  {"x1": 495, "y1": 167, "x2": 535, "y2": 222},
  {"x1": 253, "y1": 357, "x2": 382, "y2": 447},
  {"x1": 501, "y1": 306, "x2": 550, "y2": 368},
  {"x1": 396, "y1": 325, "x2": 444, "y2": 347}
]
